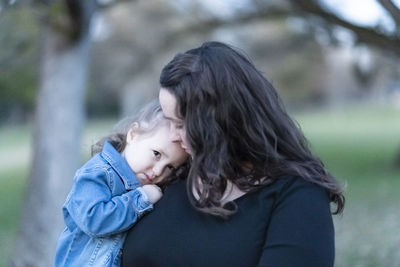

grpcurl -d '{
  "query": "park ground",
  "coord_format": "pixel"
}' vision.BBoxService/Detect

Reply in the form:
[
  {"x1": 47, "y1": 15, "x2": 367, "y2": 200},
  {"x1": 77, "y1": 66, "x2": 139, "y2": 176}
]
[{"x1": 0, "y1": 105, "x2": 399, "y2": 267}]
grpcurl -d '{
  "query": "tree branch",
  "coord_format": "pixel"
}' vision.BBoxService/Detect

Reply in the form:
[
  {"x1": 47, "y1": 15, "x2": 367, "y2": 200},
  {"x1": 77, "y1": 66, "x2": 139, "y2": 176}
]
[
  {"x1": 167, "y1": 6, "x2": 291, "y2": 44},
  {"x1": 289, "y1": 0, "x2": 400, "y2": 56},
  {"x1": 377, "y1": 0, "x2": 400, "y2": 30}
]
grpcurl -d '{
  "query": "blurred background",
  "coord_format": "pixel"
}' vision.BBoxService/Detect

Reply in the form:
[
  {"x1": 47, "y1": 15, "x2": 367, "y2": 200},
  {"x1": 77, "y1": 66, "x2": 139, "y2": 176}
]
[{"x1": 0, "y1": 0, "x2": 399, "y2": 266}]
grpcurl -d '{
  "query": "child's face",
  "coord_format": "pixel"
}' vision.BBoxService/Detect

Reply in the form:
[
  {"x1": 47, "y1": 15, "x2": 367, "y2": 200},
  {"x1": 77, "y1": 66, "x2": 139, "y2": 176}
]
[{"x1": 123, "y1": 124, "x2": 188, "y2": 185}]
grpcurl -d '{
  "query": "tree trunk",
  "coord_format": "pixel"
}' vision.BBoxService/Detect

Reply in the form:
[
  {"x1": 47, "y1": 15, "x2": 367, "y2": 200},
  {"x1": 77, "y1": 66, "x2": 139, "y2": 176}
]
[{"x1": 9, "y1": 1, "x2": 95, "y2": 266}]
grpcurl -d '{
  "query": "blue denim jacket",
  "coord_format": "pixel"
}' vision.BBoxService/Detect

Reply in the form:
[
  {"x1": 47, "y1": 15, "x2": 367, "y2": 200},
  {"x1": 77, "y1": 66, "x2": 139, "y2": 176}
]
[{"x1": 55, "y1": 141, "x2": 153, "y2": 267}]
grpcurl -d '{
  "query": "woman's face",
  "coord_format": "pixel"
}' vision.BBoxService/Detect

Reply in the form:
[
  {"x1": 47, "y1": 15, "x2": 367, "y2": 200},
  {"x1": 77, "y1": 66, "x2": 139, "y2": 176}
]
[{"x1": 159, "y1": 88, "x2": 192, "y2": 155}]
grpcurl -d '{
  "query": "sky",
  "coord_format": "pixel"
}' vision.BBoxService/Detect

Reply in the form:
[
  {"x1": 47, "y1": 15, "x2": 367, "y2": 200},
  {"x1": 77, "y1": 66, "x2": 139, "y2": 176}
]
[
  {"x1": 194, "y1": 0, "x2": 400, "y2": 32},
  {"x1": 323, "y1": 0, "x2": 400, "y2": 31}
]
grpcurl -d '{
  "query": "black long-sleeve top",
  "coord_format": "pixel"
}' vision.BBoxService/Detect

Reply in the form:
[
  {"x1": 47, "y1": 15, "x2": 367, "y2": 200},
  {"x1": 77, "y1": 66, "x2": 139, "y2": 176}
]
[{"x1": 122, "y1": 176, "x2": 335, "y2": 267}]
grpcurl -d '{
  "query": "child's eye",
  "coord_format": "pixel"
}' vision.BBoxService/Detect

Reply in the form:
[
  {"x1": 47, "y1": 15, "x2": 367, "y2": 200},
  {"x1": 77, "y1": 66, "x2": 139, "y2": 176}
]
[
  {"x1": 153, "y1": 150, "x2": 161, "y2": 159},
  {"x1": 175, "y1": 123, "x2": 184, "y2": 129}
]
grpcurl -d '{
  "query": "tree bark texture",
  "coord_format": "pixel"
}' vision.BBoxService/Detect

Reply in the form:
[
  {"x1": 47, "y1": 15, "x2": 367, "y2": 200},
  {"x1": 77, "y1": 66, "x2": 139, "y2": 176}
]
[{"x1": 10, "y1": 0, "x2": 96, "y2": 266}]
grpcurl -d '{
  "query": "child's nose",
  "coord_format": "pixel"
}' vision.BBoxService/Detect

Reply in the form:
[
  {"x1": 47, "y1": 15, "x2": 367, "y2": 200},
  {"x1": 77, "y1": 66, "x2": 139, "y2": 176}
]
[{"x1": 152, "y1": 165, "x2": 164, "y2": 177}]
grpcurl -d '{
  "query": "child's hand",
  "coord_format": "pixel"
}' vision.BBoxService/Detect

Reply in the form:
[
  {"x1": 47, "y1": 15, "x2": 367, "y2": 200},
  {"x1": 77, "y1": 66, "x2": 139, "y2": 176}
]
[{"x1": 141, "y1": 184, "x2": 163, "y2": 204}]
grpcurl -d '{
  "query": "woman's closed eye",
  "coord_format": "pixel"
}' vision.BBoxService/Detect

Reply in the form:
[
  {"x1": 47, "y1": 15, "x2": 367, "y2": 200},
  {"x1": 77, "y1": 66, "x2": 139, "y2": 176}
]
[{"x1": 172, "y1": 120, "x2": 184, "y2": 130}]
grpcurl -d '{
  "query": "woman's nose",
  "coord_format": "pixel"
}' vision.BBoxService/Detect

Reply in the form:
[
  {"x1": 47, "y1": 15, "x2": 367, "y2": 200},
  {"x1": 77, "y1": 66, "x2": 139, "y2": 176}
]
[
  {"x1": 170, "y1": 133, "x2": 181, "y2": 142},
  {"x1": 169, "y1": 126, "x2": 181, "y2": 143}
]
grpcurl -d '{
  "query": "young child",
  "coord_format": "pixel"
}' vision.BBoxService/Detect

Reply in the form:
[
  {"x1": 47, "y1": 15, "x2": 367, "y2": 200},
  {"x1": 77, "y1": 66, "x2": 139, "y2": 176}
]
[{"x1": 55, "y1": 100, "x2": 188, "y2": 267}]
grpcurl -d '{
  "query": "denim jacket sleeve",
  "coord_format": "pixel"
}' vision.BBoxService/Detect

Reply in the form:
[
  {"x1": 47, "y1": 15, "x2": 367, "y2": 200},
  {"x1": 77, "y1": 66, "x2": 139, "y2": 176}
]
[{"x1": 63, "y1": 166, "x2": 153, "y2": 237}]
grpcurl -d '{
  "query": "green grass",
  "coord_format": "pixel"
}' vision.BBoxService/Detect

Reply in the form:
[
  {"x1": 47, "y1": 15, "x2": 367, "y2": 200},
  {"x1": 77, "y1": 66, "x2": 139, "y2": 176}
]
[
  {"x1": 0, "y1": 107, "x2": 399, "y2": 266},
  {"x1": 294, "y1": 106, "x2": 400, "y2": 266},
  {"x1": 295, "y1": 106, "x2": 400, "y2": 204},
  {"x1": 0, "y1": 168, "x2": 28, "y2": 267},
  {"x1": 0, "y1": 119, "x2": 116, "y2": 267},
  {"x1": 0, "y1": 123, "x2": 32, "y2": 266}
]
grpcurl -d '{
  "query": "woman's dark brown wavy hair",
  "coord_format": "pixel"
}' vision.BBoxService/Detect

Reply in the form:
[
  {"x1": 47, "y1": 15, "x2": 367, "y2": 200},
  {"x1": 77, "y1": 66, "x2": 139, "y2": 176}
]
[{"x1": 160, "y1": 41, "x2": 345, "y2": 218}]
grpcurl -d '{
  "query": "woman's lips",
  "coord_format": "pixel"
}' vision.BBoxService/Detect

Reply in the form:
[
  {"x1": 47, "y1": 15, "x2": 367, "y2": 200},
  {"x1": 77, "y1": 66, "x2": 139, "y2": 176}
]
[
  {"x1": 181, "y1": 144, "x2": 189, "y2": 151},
  {"x1": 182, "y1": 146, "x2": 191, "y2": 155}
]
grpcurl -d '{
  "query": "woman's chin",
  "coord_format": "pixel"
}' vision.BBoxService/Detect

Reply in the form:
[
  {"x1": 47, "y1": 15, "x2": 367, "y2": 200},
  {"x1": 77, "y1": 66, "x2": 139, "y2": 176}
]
[{"x1": 181, "y1": 146, "x2": 192, "y2": 156}]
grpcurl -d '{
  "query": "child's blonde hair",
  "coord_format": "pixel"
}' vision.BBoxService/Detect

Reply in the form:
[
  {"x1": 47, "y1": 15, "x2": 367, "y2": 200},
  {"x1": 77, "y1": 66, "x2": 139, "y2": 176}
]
[{"x1": 91, "y1": 99, "x2": 167, "y2": 155}]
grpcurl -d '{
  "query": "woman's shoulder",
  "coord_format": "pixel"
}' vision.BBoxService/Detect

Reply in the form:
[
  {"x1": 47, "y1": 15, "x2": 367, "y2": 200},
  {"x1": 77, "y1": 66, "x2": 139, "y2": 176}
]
[
  {"x1": 165, "y1": 176, "x2": 329, "y2": 200},
  {"x1": 267, "y1": 175, "x2": 328, "y2": 190},
  {"x1": 257, "y1": 175, "x2": 331, "y2": 204},
  {"x1": 161, "y1": 178, "x2": 188, "y2": 202}
]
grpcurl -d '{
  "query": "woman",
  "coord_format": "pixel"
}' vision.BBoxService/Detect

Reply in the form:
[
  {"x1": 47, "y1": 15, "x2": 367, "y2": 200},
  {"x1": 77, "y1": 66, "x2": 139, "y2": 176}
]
[{"x1": 122, "y1": 41, "x2": 344, "y2": 266}]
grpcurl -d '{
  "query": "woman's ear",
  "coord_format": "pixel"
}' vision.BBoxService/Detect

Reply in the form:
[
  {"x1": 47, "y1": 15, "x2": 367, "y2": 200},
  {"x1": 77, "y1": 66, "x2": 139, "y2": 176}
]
[{"x1": 126, "y1": 122, "x2": 140, "y2": 144}]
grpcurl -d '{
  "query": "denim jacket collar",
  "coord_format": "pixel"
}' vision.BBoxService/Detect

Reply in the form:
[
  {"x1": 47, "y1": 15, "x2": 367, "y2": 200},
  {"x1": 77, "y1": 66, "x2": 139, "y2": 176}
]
[{"x1": 101, "y1": 141, "x2": 141, "y2": 190}]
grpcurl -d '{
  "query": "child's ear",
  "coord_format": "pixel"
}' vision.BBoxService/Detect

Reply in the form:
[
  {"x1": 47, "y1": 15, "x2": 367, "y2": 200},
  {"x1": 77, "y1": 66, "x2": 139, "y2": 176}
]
[{"x1": 126, "y1": 122, "x2": 140, "y2": 144}]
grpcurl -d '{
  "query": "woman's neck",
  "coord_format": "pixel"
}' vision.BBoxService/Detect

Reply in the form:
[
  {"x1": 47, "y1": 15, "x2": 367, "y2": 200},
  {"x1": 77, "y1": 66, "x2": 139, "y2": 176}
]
[
  {"x1": 192, "y1": 179, "x2": 246, "y2": 203},
  {"x1": 221, "y1": 180, "x2": 246, "y2": 203}
]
